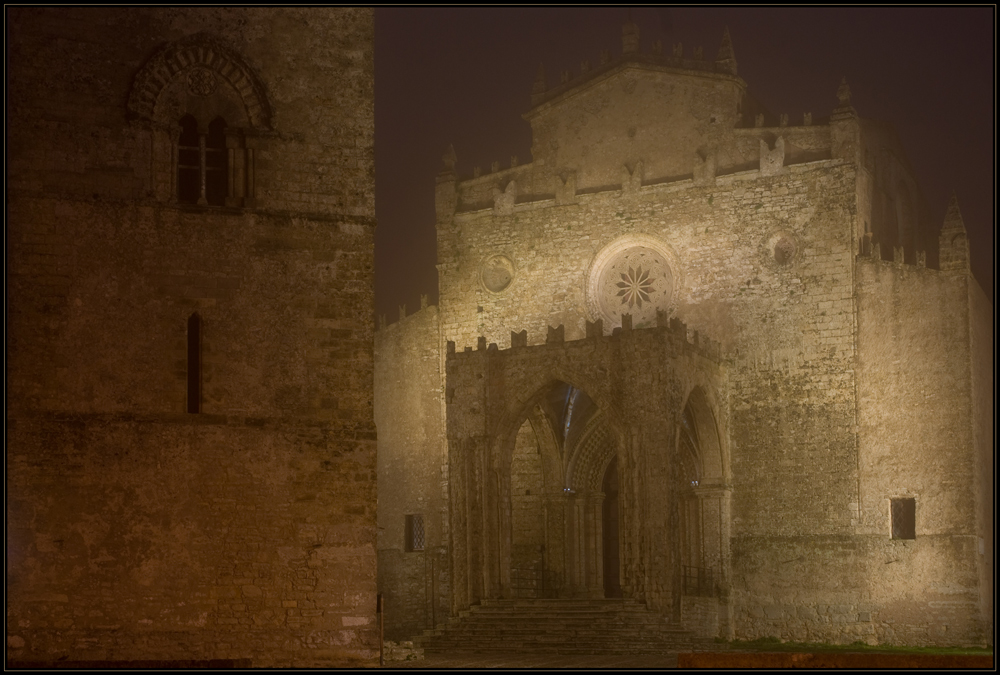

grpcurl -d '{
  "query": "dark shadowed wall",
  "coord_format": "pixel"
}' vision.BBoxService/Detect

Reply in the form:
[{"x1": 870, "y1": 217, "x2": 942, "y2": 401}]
[{"x1": 6, "y1": 7, "x2": 377, "y2": 667}]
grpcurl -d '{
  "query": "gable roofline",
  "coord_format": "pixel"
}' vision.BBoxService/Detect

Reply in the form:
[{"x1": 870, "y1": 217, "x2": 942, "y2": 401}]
[{"x1": 524, "y1": 54, "x2": 745, "y2": 122}]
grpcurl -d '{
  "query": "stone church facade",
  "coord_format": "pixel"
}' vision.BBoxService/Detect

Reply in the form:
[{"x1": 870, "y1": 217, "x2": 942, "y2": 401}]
[
  {"x1": 7, "y1": 8, "x2": 377, "y2": 667},
  {"x1": 376, "y1": 24, "x2": 993, "y2": 646}
]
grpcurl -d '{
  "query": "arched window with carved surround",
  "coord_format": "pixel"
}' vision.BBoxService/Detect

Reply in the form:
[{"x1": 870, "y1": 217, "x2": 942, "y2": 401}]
[{"x1": 127, "y1": 35, "x2": 272, "y2": 208}]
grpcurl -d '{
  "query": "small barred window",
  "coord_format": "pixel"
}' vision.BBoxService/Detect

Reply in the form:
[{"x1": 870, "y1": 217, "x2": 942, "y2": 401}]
[
  {"x1": 891, "y1": 498, "x2": 915, "y2": 540},
  {"x1": 405, "y1": 514, "x2": 425, "y2": 552}
]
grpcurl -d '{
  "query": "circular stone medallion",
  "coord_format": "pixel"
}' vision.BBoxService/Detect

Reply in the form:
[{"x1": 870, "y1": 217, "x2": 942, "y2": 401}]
[
  {"x1": 767, "y1": 230, "x2": 798, "y2": 267},
  {"x1": 186, "y1": 67, "x2": 218, "y2": 97},
  {"x1": 481, "y1": 255, "x2": 515, "y2": 293},
  {"x1": 594, "y1": 245, "x2": 673, "y2": 327}
]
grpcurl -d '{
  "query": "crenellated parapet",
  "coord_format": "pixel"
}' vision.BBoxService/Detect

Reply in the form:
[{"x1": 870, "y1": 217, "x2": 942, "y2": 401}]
[
  {"x1": 376, "y1": 294, "x2": 434, "y2": 333},
  {"x1": 433, "y1": 26, "x2": 868, "y2": 225},
  {"x1": 445, "y1": 310, "x2": 722, "y2": 366},
  {"x1": 857, "y1": 237, "x2": 933, "y2": 280},
  {"x1": 857, "y1": 191, "x2": 970, "y2": 279}
]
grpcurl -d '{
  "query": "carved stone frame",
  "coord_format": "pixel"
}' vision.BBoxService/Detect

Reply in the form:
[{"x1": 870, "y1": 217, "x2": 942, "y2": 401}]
[{"x1": 127, "y1": 34, "x2": 272, "y2": 208}]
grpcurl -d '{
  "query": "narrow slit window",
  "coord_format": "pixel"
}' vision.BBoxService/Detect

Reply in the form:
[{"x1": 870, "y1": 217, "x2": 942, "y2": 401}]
[
  {"x1": 405, "y1": 514, "x2": 425, "y2": 552},
  {"x1": 891, "y1": 498, "x2": 915, "y2": 539},
  {"x1": 187, "y1": 313, "x2": 201, "y2": 414}
]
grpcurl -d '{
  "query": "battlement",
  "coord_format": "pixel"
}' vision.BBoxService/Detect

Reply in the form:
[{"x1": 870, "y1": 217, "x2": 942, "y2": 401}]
[
  {"x1": 376, "y1": 293, "x2": 434, "y2": 332},
  {"x1": 445, "y1": 310, "x2": 722, "y2": 364},
  {"x1": 434, "y1": 26, "x2": 862, "y2": 222},
  {"x1": 857, "y1": 241, "x2": 930, "y2": 270},
  {"x1": 445, "y1": 149, "x2": 842, "y2": 220}
]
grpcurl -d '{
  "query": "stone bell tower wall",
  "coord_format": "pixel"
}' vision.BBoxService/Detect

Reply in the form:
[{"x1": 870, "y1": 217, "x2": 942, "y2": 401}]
[{"x1": 7, "y1": 8, "x2": 376, "y2": 667}]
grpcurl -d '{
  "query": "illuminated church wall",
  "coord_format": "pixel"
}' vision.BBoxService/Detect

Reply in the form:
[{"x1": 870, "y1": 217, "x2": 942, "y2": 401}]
[
  {"x1": 375, "y1": 22, "x2": 991, "y2": 647},
  {"x1": 7, "y1": 8, "x2": 377, "y2": 667}
]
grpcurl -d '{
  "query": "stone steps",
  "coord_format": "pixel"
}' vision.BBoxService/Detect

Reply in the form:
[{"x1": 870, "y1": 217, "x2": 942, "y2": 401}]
[{"x1": 414, "y1": 599, "x2": 710, "y2": 655}]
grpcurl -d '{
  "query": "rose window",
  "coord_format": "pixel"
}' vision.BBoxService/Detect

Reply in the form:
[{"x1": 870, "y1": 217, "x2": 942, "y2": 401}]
[
  {"x1": 616, "y1": 265, "x2": 654, "y2": 309},
  {"x1": 595, "y1": 245, "x2": 673, "y2": 327}
]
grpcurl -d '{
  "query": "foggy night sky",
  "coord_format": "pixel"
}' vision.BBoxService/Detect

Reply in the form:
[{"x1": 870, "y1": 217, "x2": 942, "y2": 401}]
[{"x1": 374, "y1": 7, "x2": 994, "y2": 320}]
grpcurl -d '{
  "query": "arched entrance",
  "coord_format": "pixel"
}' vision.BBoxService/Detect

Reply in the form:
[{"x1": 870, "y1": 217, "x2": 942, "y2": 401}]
[
  {"x1": 442, "y1": 329, "x2": 727, "y2": 619},
  {"x1": 508, "y1": 415, "x2": 554, "y2": 596},
  {"x1": 499, "y1": 380, "x2": 625, "y2": 600},
  {"x1": 673, "y1": 385, "x2": 729, "y2": 615}
]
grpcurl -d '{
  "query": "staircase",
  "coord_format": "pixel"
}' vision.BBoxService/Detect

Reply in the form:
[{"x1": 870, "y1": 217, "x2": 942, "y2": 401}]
[{"x1": 413, "y1": 598, "x2": 715, "y2": 655}]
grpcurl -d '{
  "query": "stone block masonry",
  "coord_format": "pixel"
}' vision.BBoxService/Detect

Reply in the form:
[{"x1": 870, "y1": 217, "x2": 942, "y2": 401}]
[
  {"x1": 7, "y1": 7, "x2": 377, "y2": 667},
  {"x1": 375, "y1": 19, "x2": 991, "y2": 649},
  {"x1": 375, "y1": 306, "x2": 450, "y2": 640}
]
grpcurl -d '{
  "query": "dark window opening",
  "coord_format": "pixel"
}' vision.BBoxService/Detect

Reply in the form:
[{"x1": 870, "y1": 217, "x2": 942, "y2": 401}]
[
  {"x1": 891, "y1": 498, "x2": 915, "y2": 539},
  {"x1": 177, "y1": 115, "x2": 229, "y2": 206},
  {"x1": 187, "y1": 313, "x2": 201, "y2": 413},
  {"x1": 405, "y1": 514, "x2": 425, "y2": 552},
  {"x1": 177, "y1": 115, "x2": 200, "y2": 205},
  {"x1": 205, "y1": 117, "x2": 228, "y2": 206}
]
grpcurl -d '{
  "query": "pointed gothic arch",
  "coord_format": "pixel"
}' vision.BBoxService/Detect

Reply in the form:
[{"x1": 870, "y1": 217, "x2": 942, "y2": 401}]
[
  {"x1": 675, "y1": 384, "x2": 729, "y2": 604},
  {"x1": 488, "y1": 376, "x2": 625, "y2": 600}
]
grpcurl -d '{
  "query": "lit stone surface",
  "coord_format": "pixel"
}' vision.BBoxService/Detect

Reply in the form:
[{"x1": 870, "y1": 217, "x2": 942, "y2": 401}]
[
  {"x1": 375, "y1": 22, "x2": 992, "y2": 649},
  {"x1": 593, "y1": 244, "x2": 674, "y2": 327}
]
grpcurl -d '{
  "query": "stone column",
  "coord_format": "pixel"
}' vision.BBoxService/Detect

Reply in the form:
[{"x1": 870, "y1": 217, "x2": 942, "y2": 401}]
[
  {"x1": 543, "y1": 493, "x2": 567, "y2": 596},
  {"x1": 589, "y1": 492, "x2": 606, "y2": 598},
  {"x1": 563, "y1": 492, "x2": 587, "y2": 597}
]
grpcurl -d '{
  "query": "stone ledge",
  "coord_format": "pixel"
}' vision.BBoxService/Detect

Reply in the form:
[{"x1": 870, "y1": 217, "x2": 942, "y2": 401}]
[
  {"x1": 7, "y1": 659, "x2": 253, "y2": 669},
  {"x1": 677, "y1": 652, "x2": 992, "y2": 669}
]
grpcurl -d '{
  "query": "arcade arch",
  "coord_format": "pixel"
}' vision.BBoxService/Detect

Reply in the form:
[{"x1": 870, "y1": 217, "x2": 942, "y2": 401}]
[
  {"x1": 675, "y1": 385, "x2": 728, "y2": 599},
  {"x1": 498, "y1": 380, "x2": 623, "y2": 599}
]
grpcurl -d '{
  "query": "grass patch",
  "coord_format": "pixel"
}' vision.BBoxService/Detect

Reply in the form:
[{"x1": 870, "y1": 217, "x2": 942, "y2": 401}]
[{"x1": 721, "y1": 637, "x2": 992, "y2": 656}]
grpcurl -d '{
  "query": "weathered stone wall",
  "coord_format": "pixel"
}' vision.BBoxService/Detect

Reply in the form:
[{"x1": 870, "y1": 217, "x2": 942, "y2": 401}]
[
  {"x1": 377, "y1": 33, "x2": 991, "y2": 649},
  {"x1": 510, "y1": 420, "x2": 547, "y2": 572},
  {"x1": 681, "y1": 596, "x2": 720, "y2": 638},
  {"x1": 7, "y1": 7, "x2": 377, "y2": 666},
  {"x1": 968, "y1": 280, "x2": 993, "y2": 637},
  {"x1": 525, "y1": 66, "x2": 745, "y2": 191},
  {"x1": 438, "y1": 157, "x2": 857, "y2": 356},
  {"x1": 374, "y1": 306, "x2": 449, "y2": 640},
  {"x1": 853, "y1": 258, "x2": 989, "y2": 645}
]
